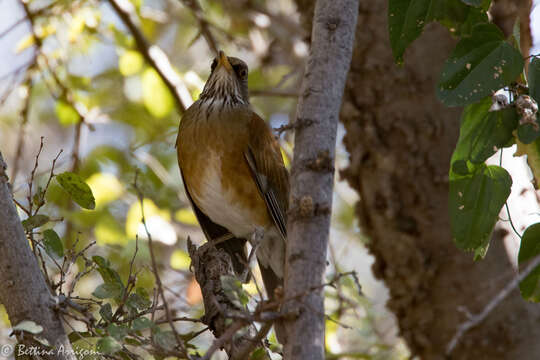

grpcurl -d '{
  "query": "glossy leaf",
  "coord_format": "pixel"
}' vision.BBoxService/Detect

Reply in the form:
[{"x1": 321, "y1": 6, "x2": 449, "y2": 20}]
[
  {"x1": 449, "y1": 164, "x2": 512, "y2": 258},
  {"x1": 451, "y1": 96, "x2": 518, "y2": 167},
  {"x1": 56, "y1": 172, "x2": 96, "y2": 210},
  {"x1": 388, "y1": 0, "x2": 488, "y2": 62},
  {"x1": 437, "y1": 23, "x2": 524, "y2": 106}
]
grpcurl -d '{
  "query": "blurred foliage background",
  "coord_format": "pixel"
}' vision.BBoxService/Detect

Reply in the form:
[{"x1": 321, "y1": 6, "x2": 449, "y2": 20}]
[{"x1": 0, "y1": 0, "x2": 409, "y2": 358}]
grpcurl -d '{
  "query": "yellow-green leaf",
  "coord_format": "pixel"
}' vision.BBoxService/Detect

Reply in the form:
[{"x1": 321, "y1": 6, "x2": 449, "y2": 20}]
[
  {"x1": 86, "y1": 172, "x2": 124, "y2": 208},
  {"x1": 174, "y1": 208, "x2": 197, "y2": 225},
  {"x1": 56, "y1": 172, "x2": 96, "y2": 210},
  {"x1": 119, "y1": 50, "x2": 144, "y2": 76},
  {"x1": 142, "y1": 68, "x2": 174, "y2": 118},
  {"x1": 15, "y1": 34, "x2": 35, "y2": 53},
  {"x1": 55, "y1": 101, "x2": 81, "y2": 126},
  {"x1": 170, "y1": 250, "x2": 191, "y2": 270}
]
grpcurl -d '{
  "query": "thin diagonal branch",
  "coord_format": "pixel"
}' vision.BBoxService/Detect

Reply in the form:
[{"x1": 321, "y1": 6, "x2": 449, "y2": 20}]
[
  {"x1": 107, "y1": 0, "x2": 193, "y2": 112},
  {"x1": 446, "y1": 254, "x2": 540, "y2": 355}
]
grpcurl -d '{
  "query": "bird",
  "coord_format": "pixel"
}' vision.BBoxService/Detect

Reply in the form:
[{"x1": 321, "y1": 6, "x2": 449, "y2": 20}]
[{"x1": 176, "y1": 50, "x2": 289, "y2": 343}]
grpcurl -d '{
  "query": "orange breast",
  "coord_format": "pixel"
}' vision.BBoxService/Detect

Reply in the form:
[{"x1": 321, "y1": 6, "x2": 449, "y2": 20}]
[{"x1": 177, "y1": 104, "x2": 271, "y2": 237}]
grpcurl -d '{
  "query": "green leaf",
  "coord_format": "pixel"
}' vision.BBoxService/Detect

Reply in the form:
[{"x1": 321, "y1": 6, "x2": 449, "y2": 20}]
[
  {"x1": 388, "y1": 0, "x2": 430, "y2": 63},
  {"x1": 450, "y1": 96, "x2": 518, "y2": 167},
  {"x1": 251, "y1": 348, "x2": 267, "y2": 360},
  {"x1": 12, "y1": 320, "x2": 44, "y2": 334},
  {"x1": 528, "y1": 57, "x2": 540, "y2": 104},
  {"x1": 449, "y1": 165, "x2": 512, "y2": 257},
  {"x1": 153, "y1": 329, "x2": 176, "y2": 351},
  {"x1": 519, "y1": 266, "x2": 540, "y2": 302},
  {"x1": 99, "y1": 303, "x2": 113, "y2": 322},
  {"x1": 43, "y1": 229, "x2": 64, "y2": 258},
  {"x1": 93, "y1": 283, "x2": 123, "y2": 299},
  {"x1": 518, "y1": 224, "x2": 540, "y2": 263},
  {"x1": 221, "y1": 275, "x2": 249, "y2": 308},
  {"x1": 126, "y1": 293, "x2": 151, "y2": 311},
  {"x1": 107, "y1": 324, "x2": 128, "y2": 341},
  {"x1": 131, "y1": 317, "x2": 153, "y2": 331},
  {"x1": 96, "y1": 336, "x2": 122, "y2": 354},
  {"x1": 388, "y1": 0, "x2": 489, "y2": 63},
  {"x1": 518, "y1": 224, "x2": 540, "y2": 301},
  {"x1": 56, "y1": 172, "x2": 96, "y2": 210},
  {"x1": 517, "y1": 119, "x2": 540, "y2": 144},
  {"x1": 437, "y1": 23, "x2": 524, "y2": 106},
  {"x1": 142, "y1": 68, "x2": 174, "y2": 118},
  {"x1": 21, "y1": 214, "x2": 49, "y2": 231},
  {"x1": 55, "y1": 100, "x2": 80, "y2": 126},
  {"x1": 92, "y1": 256, "x2": 124, "y2": 288}
]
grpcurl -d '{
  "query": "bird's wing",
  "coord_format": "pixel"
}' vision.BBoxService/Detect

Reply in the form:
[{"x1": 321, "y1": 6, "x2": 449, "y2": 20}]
[
  {"x1": 179, "y1": 169, "x2": 247, "y2": 275},
  {"x1": 244, "y1": 112, "x2": 290, "y2": 240}
]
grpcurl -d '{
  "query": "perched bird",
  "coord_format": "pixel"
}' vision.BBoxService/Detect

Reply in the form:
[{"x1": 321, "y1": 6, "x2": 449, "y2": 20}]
[{"x1": 176, "y1": 51, "x2": 289, "y2": 342}]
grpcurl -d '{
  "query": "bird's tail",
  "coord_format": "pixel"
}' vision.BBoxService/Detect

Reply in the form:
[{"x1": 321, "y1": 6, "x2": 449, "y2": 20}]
[{"x1": 259, "y1": 263, "x2": 287, "y2": 345}]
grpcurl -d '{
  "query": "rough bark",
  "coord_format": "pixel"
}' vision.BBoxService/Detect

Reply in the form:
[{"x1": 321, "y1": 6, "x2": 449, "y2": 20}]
[
  {"x1": 187, "y1": 240, "x2": 271, "y2": 360},
  {"x1": 0, "y1": 152, "x2": 75, "y2": 360},
  {"x1": 338, "y1": 2, "x2": 540, "y2": 359},
  {"x1": 282, "y1": 1, "x2": 358, "y2": 359}
]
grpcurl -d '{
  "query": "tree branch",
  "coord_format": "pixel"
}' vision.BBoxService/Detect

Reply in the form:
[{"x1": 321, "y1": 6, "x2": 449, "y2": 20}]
[
  {"x1": 446, "y1": 254, "x2": 540, "y2": 355},
  {"x1": 282, "y1": 0, "x2": 358, "y2": 359},
  {"x1": 107, "y1": 0, "x2": 193, "y2": 112},
  {"x1": 0, "y1": 152, "x2": 76, "y2": 360}
]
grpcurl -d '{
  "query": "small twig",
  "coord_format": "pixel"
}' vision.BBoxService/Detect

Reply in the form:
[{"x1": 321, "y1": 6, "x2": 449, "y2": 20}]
[
  {"x1": 446, "y1": 254, "x2": 540, "y2": 355},
  {"x1": 274, "y1": 117, "x2": 314, "y2": 136},
  {"x1": 200, "y1": 320, "x2": 247, "y2": 360},
  {"x1": 180, "y1": 0, "x2": 219, "y2": 54},
  {"x1": 107, "y1": 0, "x2": 192, "y2": 111},
  {"x1": 133, "y1": 172, "x2": 191, "y2": 359},
  {"x1": 232, "y1": 322, "x2": 272, "y2": 360}
]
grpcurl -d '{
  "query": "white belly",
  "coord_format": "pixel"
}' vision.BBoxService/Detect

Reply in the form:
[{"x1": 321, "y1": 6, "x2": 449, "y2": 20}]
[{"x1": 192, "y1": 154, "x2": 257, "y2": 238}]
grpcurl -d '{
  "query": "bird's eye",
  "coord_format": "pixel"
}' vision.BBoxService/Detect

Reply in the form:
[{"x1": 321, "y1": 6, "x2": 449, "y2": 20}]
[
  {"x1": 233, "y1": 65, "x2": 248, "y2": 79},
  {"x1": 211, "y1": 59, "x2": 217, "y2": 72}
]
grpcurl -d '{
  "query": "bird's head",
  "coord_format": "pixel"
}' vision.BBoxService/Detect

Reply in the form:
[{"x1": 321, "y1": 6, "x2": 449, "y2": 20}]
[{"x1": 199, "y1": 50, "x2": 249, "y2": 107}]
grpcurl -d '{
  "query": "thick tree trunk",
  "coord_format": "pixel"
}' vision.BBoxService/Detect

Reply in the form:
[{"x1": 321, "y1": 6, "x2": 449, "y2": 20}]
[
  {"x1": 0, "y1": 152, "x2": 75, "y2": 360},
  {"x1": 338, "y1": 2, "x2": 540, "y2": 359}
]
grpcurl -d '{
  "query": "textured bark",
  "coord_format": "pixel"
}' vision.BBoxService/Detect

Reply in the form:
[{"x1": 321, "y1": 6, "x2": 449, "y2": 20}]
[
  {"x1": 338, "y1": 2, "x2": 540, "y2": 359},
  {"x1": 282, "y1": 1, "x2": 358, "y2": 359},
  {"x1": 0, "y1": 152, "x2": 75, "y2": 360}
]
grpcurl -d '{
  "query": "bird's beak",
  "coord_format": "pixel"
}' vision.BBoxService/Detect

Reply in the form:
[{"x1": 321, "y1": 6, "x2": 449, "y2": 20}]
[{"x1": 217, "y1": 50, "x2": 233, "y2": 72}]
